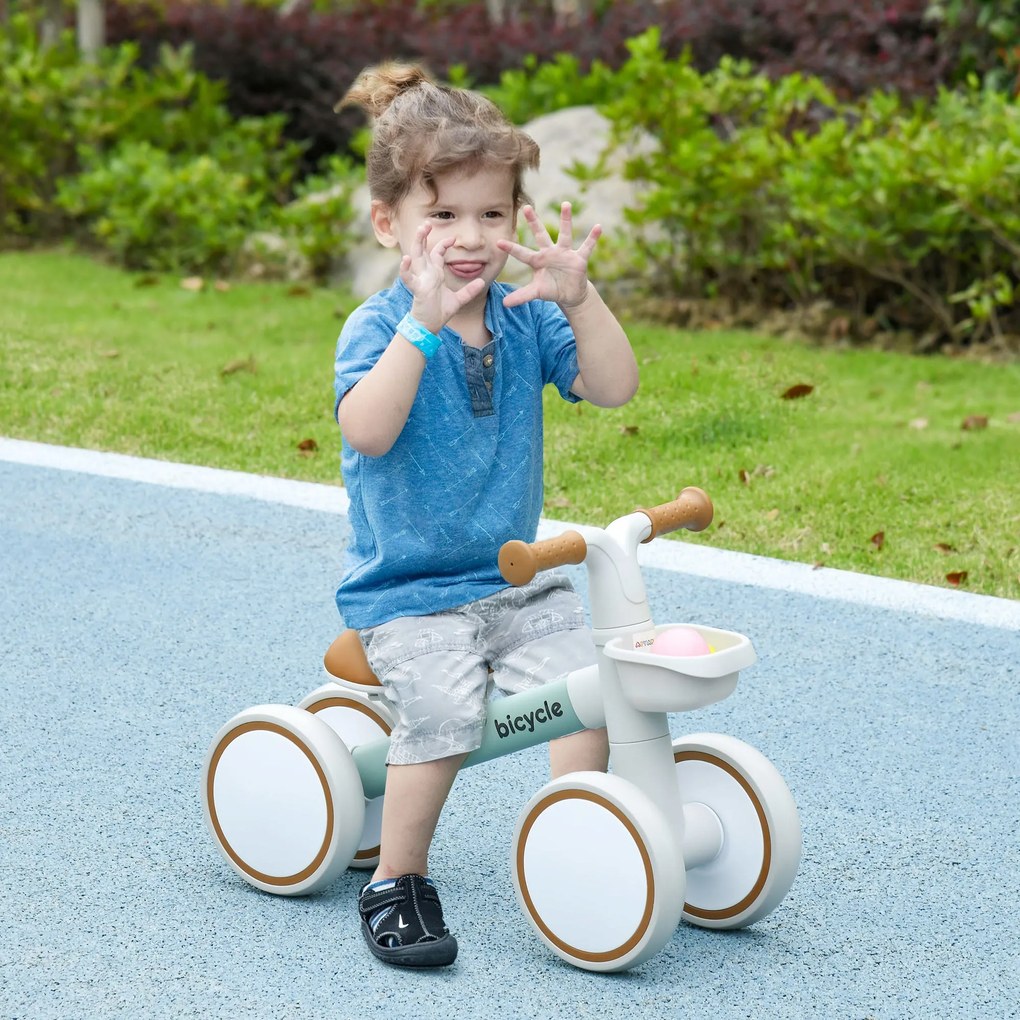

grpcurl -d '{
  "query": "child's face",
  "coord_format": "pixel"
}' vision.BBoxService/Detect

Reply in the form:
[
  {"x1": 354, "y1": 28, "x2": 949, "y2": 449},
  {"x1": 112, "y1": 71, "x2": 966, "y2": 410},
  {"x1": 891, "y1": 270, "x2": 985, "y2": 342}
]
[{"x1": 372, "y1": 163, "x2": 517, "y2": 295}]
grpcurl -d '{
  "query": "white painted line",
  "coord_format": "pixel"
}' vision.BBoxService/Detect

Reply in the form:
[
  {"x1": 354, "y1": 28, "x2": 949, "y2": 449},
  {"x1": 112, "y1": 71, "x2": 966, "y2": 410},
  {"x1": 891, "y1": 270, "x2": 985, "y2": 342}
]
[
  {"x1": 3, "y1": 437, "x2": 1018, "y2": 631},
  {"x1": 0, "y1": 436, "x2": 349, "y2": 515}
]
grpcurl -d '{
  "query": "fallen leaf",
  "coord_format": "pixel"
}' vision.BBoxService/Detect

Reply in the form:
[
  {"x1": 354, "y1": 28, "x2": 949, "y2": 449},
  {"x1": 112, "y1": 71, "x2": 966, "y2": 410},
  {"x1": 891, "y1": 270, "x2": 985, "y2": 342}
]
[
  {"x1": 214, "y1": 280, "x2": 232, "y2": 293},
  {"x1": 99, "y1": 350, "x2": 120, "y2": 359},
  {"x1": 870, "y1": 531, "x2": 885, "y2": 550},
  {"x1": 619, "y1": 425, "x2": 639, "y2": 436},
  {"x1": 945, "y1": 571, "x2": 968, "y2": 586},
  {"x1": 1006, "y1": 411, "x2": 1020, "y2": 424},
  {"x1": 933, "y1": 542, "x2": 955, "y2": 554},
  {"x1": 287, "y1": 284, "x2": 311, "y2": 297},
  {"x1": 908, "y1": 418, "x2": 929, "y2": 430},
  {"x1": 781, "y1": 383, "x2": 814, "y2": 400},
  {"x1": 738, "y1": 468, "x2": 751, "y2": 485},
  {"x1": 753, "y1": 464, "x2": 775, "y2": 478},
  {"x1": 133, "y1": 274, "x2": 160, "y2": 288},
  {"x1": 766, "y1": 508, "x2": 780, "y2": 521},
  {"x1": 220, "y1": 356, "x2": 257, "y2": 376},
  {"x1": 180, "y1": 276, "x2": 205, "y2": 292},
  {"x1": 961, "y1": 415, "x2": 988, "y2": 430},
  {"x1": 297, "y1": 438, "x2": 319, "y2": 456},
  {"x1": 547, "y1": 495, "x2": 572, "y2": 509}
]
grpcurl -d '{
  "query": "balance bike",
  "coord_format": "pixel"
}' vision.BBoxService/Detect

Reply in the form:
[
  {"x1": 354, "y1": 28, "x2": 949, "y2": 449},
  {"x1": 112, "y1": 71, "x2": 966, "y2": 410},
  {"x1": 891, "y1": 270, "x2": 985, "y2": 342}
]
[{"x1": 202, "y1": 487, "x2": 802, "y2": 972}]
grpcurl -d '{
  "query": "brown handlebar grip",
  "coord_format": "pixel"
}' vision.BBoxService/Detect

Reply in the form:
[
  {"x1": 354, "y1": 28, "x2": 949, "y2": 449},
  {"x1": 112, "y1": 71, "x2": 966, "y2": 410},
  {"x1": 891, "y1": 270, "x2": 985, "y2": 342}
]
[
  {"x1": 498, "y1": 530, "x2": 587, "y2": 586},
  {"x1": 638, "y1": 486, "x2": 714, "y2": 542}
]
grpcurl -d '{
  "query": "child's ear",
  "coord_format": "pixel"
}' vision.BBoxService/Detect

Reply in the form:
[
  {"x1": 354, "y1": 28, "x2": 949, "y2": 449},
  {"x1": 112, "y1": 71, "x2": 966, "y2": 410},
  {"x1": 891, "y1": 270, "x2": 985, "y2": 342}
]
[{"x1": 370, "y1": 200, "x2": 400, "y2": 248}]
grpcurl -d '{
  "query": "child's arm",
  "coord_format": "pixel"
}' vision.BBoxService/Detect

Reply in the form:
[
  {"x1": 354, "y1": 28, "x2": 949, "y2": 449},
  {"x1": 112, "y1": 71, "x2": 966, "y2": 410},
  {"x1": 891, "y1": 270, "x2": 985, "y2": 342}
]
[
  {"x1": 499, "y1": 203, "x2": 638, "y2": 408},
  {"x1": 338, "y1": 225, "x2": 486, "y2": 457}
]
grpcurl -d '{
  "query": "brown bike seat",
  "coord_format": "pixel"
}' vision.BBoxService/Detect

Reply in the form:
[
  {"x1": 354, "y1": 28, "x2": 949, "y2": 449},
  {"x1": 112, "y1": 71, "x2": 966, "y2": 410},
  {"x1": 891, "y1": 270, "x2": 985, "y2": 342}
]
[{"x1": 322, "y1": 630, "x2": 382, "y2": 688}]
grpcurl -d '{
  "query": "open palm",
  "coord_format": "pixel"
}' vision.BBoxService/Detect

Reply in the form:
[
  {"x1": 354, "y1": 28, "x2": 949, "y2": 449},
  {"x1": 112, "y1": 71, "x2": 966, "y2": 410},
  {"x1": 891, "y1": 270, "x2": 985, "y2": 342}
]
[{"x1": 499, "y1": 203, "x2": 601, "y2": 309}]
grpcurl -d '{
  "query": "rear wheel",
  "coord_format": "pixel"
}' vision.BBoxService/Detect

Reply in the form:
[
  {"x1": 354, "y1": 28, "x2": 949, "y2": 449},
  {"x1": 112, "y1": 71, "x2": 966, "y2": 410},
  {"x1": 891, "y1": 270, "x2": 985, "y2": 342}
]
[
  {"x1": 203, "y1": 704, "x2": 365, "y2": 895},
  {"x1": 298, "y1": 684, "x2": 395, "y2": 870}
]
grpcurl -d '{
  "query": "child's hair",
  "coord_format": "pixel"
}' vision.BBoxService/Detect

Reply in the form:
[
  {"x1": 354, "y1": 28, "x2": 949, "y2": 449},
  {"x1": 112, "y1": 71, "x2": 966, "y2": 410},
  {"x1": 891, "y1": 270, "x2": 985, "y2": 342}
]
[{"x1": 337, "y1": 62, "x2": 540, "y2": 211}]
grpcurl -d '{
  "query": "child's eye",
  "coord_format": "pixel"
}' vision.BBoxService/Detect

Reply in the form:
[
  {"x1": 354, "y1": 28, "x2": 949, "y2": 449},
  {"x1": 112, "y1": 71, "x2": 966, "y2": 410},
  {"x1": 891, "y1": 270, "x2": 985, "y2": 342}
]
[
  {"x1": 431, "y1": 211, "x2": 454, "y2": 220},
  {"x1": 483, "y1": 210, "x2": 505, "y2": 219}
]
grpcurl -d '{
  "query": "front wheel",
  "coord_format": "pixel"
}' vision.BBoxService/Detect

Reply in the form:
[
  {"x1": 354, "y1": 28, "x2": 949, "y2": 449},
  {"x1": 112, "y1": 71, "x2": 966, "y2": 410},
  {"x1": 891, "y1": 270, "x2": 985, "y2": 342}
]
[
  {"x1": 673, "y1": 733, "x2": 801, "y2": 929},
  {"x1": 511, "y1": 772, "x2": 686, "y2": 972}
]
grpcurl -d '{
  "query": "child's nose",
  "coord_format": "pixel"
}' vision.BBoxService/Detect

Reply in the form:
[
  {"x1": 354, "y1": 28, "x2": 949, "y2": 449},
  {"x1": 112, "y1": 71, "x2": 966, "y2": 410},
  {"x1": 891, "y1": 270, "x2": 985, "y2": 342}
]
[{"x1": 456, "y1": 222, "x2": 483, "y2": 249}]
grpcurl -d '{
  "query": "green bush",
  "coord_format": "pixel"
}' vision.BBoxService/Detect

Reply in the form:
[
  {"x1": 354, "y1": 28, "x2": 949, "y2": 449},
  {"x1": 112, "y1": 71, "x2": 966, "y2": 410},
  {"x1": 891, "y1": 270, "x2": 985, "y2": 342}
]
[
  {"x1": 482, "y1": 53, "x2": 619, "y2": 125},
  {"x1": 1, "y1": 15, "x2": 362, "y2": 277},
  {"x1": 928, "y1": 0, "x2": 1020, "y2": 92},
  {"x1": 582, "y1": 28, "x2": 1020, "y2": 347},
  {"x1": 273, "y1": 154, "x2": 361, "y2": 279},
  {"x1": 56, "y1": 142, "x2": 266, "y2": 273},
  {"x1": 0, "y1": 16, "x2": 94, "y2": 237}
]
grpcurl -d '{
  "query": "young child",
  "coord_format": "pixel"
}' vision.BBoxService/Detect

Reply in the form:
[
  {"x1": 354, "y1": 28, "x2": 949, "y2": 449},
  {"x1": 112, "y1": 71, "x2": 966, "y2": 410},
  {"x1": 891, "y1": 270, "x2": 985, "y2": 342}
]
[{"x1": 333, "y1": 62, "x2": 639, "y2": 968}]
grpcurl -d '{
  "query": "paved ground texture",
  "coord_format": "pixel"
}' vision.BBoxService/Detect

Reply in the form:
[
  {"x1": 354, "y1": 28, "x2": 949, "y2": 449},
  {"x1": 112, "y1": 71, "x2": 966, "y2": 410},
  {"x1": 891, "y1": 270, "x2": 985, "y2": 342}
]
[{"x1": 1, "y1": 439, "x2": 1018, "y2": 1020}]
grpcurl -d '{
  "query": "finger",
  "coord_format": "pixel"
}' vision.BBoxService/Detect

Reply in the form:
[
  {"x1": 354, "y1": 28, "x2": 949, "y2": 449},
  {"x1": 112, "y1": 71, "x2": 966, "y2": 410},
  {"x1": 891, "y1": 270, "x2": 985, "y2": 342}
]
[
  {"x1": 454, "y1": 277, "x2": 487, "y2": 308},
  {"x1": 398, "y1": 254, "x2": 413, "y2": 284},
  {"x1": 520, "y1": 205, "x2": 553, "y2": 247},
  {"x1": 502, "y1": 284, "x2": 539, "y2": 308},
  {"x1": 497, "y1": 238, "x2": 537, "y2": 265},
  {"x1": 412, "y1": 222, "x2": 432, "y2": 260},
  {"x1": 557, "y1": 201, "x2": 573, "y2": 248},
  {"x1": 576, "y1": 223, "x2": 602, "y2": 262},
  {"x1": 430, "y1": 235, "x2": 455, "y2": 265}
]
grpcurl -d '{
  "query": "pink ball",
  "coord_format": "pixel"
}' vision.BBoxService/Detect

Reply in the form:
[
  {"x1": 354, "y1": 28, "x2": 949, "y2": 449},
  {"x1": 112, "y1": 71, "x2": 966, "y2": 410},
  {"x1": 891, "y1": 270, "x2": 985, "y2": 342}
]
[{"x1": 651, "y1": 626, "x2": 712, "y2": 657}]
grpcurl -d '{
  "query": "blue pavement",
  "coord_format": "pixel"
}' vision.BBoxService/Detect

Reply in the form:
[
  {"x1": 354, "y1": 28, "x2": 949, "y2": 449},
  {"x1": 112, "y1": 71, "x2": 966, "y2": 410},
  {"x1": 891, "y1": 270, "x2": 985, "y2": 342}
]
[{"x1": 1, "y1": 442, "x2": 1017, "y2": 1019}]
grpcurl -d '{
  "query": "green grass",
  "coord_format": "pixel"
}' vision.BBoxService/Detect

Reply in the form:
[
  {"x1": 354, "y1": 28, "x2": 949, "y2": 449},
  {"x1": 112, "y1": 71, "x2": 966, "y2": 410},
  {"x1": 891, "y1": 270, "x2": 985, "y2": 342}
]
[{"x1": 3, "y1": 249, "x2": 1018, "y2": 599}]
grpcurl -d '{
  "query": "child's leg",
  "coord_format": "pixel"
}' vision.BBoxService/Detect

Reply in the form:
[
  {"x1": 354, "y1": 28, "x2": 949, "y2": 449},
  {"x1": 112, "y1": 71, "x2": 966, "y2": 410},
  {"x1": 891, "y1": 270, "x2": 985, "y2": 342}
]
[
  {"x1": 355, "y1": 618, "x2": 488, "y2": 966},
  {"x1": 549, "y1": 726, "x2": 609, "y2": 778},
  {"x1": 371, "y1": 752, "x2": 467, "y2": 882}
]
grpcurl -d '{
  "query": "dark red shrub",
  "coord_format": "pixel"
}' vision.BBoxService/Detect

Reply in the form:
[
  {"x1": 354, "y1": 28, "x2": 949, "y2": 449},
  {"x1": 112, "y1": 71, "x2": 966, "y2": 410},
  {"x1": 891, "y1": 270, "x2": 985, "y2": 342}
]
[{"x1": 105, "y1": 0, "x2": 952, "y2": 172}]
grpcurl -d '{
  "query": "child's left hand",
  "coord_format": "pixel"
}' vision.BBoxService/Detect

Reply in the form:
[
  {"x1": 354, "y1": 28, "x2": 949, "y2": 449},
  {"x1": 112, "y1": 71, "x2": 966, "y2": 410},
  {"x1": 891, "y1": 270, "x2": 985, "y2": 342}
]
[{"x1": 499, "y1": 202, "x2": 601, "y2": 310}]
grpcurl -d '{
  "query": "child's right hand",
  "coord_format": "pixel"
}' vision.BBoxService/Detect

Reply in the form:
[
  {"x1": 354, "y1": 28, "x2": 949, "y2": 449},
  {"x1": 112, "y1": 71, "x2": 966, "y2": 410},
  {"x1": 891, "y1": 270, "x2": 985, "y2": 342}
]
[{"x1": 400, "y1": 223, "x2": 486, "y2": 333}]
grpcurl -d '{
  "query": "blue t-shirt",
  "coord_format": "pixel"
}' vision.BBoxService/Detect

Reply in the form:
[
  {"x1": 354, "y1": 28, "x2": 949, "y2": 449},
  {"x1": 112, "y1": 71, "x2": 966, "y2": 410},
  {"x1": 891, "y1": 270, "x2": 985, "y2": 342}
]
[{"x1": 334, "y1": 278, "x2": 582, "y2": 629}]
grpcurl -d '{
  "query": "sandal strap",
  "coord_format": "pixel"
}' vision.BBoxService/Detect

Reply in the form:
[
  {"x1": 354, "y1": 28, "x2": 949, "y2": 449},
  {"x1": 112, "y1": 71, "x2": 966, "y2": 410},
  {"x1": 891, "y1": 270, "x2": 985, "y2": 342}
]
[{"x1": 359, "y1": 874, "x2": 449, "y2": 946}]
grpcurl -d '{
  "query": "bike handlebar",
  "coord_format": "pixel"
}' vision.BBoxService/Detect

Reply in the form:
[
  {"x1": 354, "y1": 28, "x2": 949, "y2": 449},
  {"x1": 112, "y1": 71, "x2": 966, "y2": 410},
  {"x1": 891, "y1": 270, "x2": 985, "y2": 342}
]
[
  {"x1": 499, "y1": 530, "x2": 587, "y2": 587},
  {"x1": 498, "y1": 486, "x2": 714, "y2": 586},
  {"x1": 637, "y1": 485, "x2": 713, "y2": 543}
]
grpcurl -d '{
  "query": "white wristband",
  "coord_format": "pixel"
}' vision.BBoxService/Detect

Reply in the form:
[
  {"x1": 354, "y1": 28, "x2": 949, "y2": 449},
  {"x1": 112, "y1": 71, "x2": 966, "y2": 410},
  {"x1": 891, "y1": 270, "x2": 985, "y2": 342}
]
[{"x1": 397, "y1": 312, "x2": 442, "y2": 359}]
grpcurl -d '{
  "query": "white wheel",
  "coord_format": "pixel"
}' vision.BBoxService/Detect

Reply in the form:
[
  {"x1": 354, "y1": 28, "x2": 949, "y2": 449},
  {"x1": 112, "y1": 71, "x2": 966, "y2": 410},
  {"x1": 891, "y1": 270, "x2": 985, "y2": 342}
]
[
  {"x1": 297, "y1": 684, "x2": 394, "y2": 870},
  {"x1": 673, "y1": 733, "x2": 801, "y2": 929},
  {"x1": 203, "y1": 704, "x2": 365, "y2": 895},
  {"x1": 512, "y1": 772, "x2": 686, "y2": 972}
]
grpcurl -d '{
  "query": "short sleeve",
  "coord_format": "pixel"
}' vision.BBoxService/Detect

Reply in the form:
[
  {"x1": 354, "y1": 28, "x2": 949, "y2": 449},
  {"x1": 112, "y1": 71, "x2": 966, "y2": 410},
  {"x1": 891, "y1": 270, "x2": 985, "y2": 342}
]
[
  {"x1": 333, "y1": 301, "x2": 398, "y2": 417},
  {"x1": 534, "y1": 300, "x2": 583, "y2": 403}
]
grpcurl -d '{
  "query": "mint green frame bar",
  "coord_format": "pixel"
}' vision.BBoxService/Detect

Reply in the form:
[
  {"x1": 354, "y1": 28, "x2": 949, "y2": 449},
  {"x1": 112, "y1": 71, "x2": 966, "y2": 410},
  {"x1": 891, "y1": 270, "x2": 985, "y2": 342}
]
[{"x1": 352, "y1": 677, "x2": 585, "y2": 800}]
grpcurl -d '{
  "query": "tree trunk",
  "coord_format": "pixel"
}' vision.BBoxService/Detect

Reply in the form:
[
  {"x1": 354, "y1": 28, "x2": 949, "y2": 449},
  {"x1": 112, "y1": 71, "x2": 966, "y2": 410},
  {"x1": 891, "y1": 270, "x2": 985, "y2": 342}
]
[
  {"x1": 552, "y1": 0, "x2": 591, "y2": 26},
  {"x1": 77, "y1": 0, "x2": 105, "y2": 60},
  {"x1": 40, "y1": 0, "x2": 65, "y2": 48}
]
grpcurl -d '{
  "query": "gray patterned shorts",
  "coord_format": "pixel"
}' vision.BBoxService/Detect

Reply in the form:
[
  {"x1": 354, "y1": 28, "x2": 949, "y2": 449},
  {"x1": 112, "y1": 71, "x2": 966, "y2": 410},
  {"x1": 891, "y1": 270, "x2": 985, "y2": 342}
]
[{"x1": 358, "y1": 574, "x2": 596, "y2": 765}]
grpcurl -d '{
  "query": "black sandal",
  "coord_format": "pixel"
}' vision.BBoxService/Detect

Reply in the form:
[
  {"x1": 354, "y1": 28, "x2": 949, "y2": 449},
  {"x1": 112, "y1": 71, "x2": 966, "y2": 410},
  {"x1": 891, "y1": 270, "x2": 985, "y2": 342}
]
[{"x1": 358, "y1": 874, "x2": 459, "y2": 967}]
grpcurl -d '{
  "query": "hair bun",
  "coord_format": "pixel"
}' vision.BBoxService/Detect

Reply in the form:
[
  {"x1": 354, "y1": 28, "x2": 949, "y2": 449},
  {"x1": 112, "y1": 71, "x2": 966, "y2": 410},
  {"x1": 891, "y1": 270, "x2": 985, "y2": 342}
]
[{"x1": 336, "y1": 62, "x2": 434, "y2": 117}]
